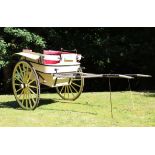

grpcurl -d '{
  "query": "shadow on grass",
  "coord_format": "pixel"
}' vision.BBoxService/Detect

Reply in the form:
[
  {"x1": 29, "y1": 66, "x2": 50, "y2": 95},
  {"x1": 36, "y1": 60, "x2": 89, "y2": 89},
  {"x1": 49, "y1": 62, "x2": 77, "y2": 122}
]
[
  {"x1": 76, "y1": 102, "x2": 103, "y2": 107},
  {"x1": 56, "y1": 99, "x2": 103, "y2": 108},
  {"x1": 39, "y1": 107, "x2": 97, "y2": 115},
  {"x1": 144, "y1": 92, "x2": 155, "y2": 97},
  {"x1": 0, "y1": 97, "x2": 97, "y2": 115},
  {"x1": 0, "y1": 100, "x2": 19, "y2": 109},
  {"x1": 37, "y1": 99, "x2": 98, "y2": 115},
  {"x1": 0, "y1": 98, "x2": 97, "y2": 115},
  {"x1": 0, "y1": 98, "x2": 57, "y2": 110},
  {"x1": 38, "y1": 98, "x2": 57, "y2": 107},
  {"x1": 134, "y1": 91, "x2": 155, "y2": 97}
]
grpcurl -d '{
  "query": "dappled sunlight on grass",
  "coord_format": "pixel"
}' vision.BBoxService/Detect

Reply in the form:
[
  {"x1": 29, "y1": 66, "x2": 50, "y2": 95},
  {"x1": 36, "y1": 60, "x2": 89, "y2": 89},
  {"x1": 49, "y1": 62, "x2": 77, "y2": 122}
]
[{"x1": 0, "y1": 91, "x2": 155, "y2": 126}]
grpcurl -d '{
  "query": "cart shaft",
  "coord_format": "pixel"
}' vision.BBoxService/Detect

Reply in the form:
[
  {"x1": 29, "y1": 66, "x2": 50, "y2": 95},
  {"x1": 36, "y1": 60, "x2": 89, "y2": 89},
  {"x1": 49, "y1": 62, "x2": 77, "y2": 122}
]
[{"x1": 54, "y1": 72, "x2": 151, "y2": 79}]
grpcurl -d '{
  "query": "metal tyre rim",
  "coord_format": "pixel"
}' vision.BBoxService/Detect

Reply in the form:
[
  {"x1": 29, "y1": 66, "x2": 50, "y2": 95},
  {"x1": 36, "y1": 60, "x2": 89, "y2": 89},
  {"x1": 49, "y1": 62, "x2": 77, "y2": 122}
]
[{"x1": 12, "y1": 60, "x2": 40, "y2": 110}]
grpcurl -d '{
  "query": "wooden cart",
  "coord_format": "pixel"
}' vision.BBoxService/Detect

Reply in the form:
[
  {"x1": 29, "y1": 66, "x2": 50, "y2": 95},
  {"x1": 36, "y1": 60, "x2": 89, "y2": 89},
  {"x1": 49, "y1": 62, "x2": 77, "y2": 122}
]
[{"x1": 12, "y1": 49, "x2": 151, "y2": 110}]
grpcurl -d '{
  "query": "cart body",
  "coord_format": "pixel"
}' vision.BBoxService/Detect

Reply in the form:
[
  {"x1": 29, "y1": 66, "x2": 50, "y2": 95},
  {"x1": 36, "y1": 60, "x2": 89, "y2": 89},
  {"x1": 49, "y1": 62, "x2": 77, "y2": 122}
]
[
  {"x1": 12, "y1": 49, "x2": 84, "y2": 110},
  {"x1": 15, "y1": 49, "x2": 82, "y2": 87}
]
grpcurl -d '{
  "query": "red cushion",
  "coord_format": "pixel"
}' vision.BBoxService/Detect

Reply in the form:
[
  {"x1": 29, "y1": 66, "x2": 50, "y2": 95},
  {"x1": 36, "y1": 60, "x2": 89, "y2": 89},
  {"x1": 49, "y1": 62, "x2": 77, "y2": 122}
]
[
  {"x1": 43, "y1": 50, "x2": 72, "y2": 55},
  {"x1": 43, "y1": 51, "x2": 61, "y2": 64},
  {"x1": 43, "y1": 50, "x2": 62, "y2": 55},
  {"x1": 42, "y1": 50, "x2": 75, "y2": 65},
  {"x1": 43, "y1": 60, "x2": 60, "y2": 64}
]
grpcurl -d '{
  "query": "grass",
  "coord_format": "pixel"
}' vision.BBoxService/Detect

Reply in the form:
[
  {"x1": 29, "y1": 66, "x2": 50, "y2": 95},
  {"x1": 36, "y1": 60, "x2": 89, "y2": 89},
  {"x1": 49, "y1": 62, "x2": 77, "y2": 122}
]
[{"x1": 0, "y1": 91, "x2": 155, "y2": 126}]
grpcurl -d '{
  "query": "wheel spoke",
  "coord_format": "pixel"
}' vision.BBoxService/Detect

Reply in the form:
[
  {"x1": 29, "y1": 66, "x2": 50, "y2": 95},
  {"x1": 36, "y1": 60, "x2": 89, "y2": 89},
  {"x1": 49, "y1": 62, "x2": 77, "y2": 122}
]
[
  {"x1": 18, "y1": 65, "x2": 24, "y2": 78},
  {"x1": 18, "y1": 89, "x2": 25, "y2": 99},
  {"x1": 60, "y1": 86, "x2": 65, "y2": 94},
  {"x1": 28, "y1": 91, "x2": 33, "y2": 109},
  {"x1": 66, "y1": 86, "x2": 69, "y2": 98},
  {"x1": 29, "y1": 85, "x2": 38, "y2": 89},
  {"x1": 23, "y1": 65, "x2": 28, "y2": 83},
  {"x1": 27, "y1": 70, "x2": 32, "y2": 83},
  {"x1": 16, "y1": 69, "x2": 23, "y2": 82},
  {"x1": 68, "y1": 85, "x2": 75, "y2": 97},
  {"x1": 29, "y1": 97, "x2": 33, "y2": 109},
  {"x1": 64, "y1": 86, "x2": 67, "y2": 97},
  {"x1": 15, "y1": 76, "x2": 23, "y2": 83},
  {"x1": 70, "y1": 84, "x2": 78, "y2": 93},
  {"x1": 22, "y1": 64, "x2": 26, "y2": 78},
  {"x1": 28, "y1": 89, "x2": 36, "y2": 105},
  {"x1": 28, "y1": 87, "x2": 37, "y2": 97},
  {"x1": 28, "y1": 79, "x2": 36, "y2": 85},
  {"x1": 22, "y1": 89, "x2": 26, "y2": 105},
  {"x1": 25, "y1": 90, "x2": 28, "y2": 108},
  {"x1": 15, "y1": 84, "x2": 21, "y2": 86},
  {"x1": 71, "y1": 82, "x2": 81, "y2": 88},
  {"x1": 25, "y1": 64, "x2": 30, "y2": 82},
  {"x1": 16, "y1": 87, "x2": 23, "y2": 93}
]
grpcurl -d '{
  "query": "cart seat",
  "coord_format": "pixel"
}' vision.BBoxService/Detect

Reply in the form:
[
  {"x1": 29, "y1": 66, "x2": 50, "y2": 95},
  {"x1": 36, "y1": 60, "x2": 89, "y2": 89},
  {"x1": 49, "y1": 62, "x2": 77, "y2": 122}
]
[
  {"x1": 43, "y1": 50, "x2": 61, "y2": 55},
  {"x1": 43, "y1": 50, "x2": 61, "y2": 65},
  {"x1": 43, "y1": 50, "x2": 78, "y2": 65}
]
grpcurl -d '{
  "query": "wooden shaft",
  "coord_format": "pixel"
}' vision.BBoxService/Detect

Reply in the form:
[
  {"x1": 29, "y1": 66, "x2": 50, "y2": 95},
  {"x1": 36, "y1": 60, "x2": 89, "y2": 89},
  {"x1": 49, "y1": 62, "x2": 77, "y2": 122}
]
[{"x1": 125, "y1": 74, "x2": 152, "y2": 78}]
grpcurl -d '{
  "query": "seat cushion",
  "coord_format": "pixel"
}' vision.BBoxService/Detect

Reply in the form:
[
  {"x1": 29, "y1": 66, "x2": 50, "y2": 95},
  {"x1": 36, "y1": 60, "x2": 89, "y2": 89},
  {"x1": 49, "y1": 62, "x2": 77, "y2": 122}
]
[
  {"x1": 43, "y1": 50, "x2": 62, "y2": 55},
  {"x1": 43, "y1": 51, "x2": 61, "y2": 64},
  {"x1": 43, "y1": 50, "x2": 74, "y2": 65},
  {"x1": 43, "y1": 50, "x2": 70, "y2": 55}
]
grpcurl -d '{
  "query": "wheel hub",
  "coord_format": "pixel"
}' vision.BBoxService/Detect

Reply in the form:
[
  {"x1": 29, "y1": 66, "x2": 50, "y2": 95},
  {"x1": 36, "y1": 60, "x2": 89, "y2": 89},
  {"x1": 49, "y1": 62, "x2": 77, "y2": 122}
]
[{"x1": 21, "y1": 83, "x2": 28, "y2": 88}]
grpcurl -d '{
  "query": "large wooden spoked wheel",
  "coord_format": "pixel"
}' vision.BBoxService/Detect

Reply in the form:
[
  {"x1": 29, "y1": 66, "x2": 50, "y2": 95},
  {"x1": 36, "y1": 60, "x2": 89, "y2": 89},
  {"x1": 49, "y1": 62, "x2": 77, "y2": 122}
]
[
  {"x1": 12, "y1": 60, "x2": 40, "y2": 110},
  {"x1": 56, "y1": 72, "x2": 84, "y2": 101}
]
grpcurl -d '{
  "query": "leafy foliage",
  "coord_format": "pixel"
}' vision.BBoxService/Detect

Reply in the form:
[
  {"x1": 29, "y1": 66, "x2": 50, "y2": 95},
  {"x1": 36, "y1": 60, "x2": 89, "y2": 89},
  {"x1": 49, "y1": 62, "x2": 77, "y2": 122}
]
[
  {"x1": 0, "y1": 39, "x2": 8, "y2": 67},
  {"x1": 0, "y1": 28, "x2": 46, "y2": 68},
  {"x1": 0, "y1": 28, "x2": 46, "y2": 92},
  {"x1": 4, "y1": 27, "x2": 46, "y2": 48}
]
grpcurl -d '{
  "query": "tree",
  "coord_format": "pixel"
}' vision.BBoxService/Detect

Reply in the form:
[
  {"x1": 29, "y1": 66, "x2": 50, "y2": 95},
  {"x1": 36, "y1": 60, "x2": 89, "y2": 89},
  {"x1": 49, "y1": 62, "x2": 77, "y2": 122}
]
[{"x1": 0, "y1": 27, "x2": 46, "y2": 93}]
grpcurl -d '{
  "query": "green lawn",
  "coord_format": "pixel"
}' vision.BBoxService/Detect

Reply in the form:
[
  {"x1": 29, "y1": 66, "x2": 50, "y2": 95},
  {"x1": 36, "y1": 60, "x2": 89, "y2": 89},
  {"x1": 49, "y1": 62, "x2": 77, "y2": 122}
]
[{"x1": 0, "y1": 91, "x2": 155, "y2": 126}]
